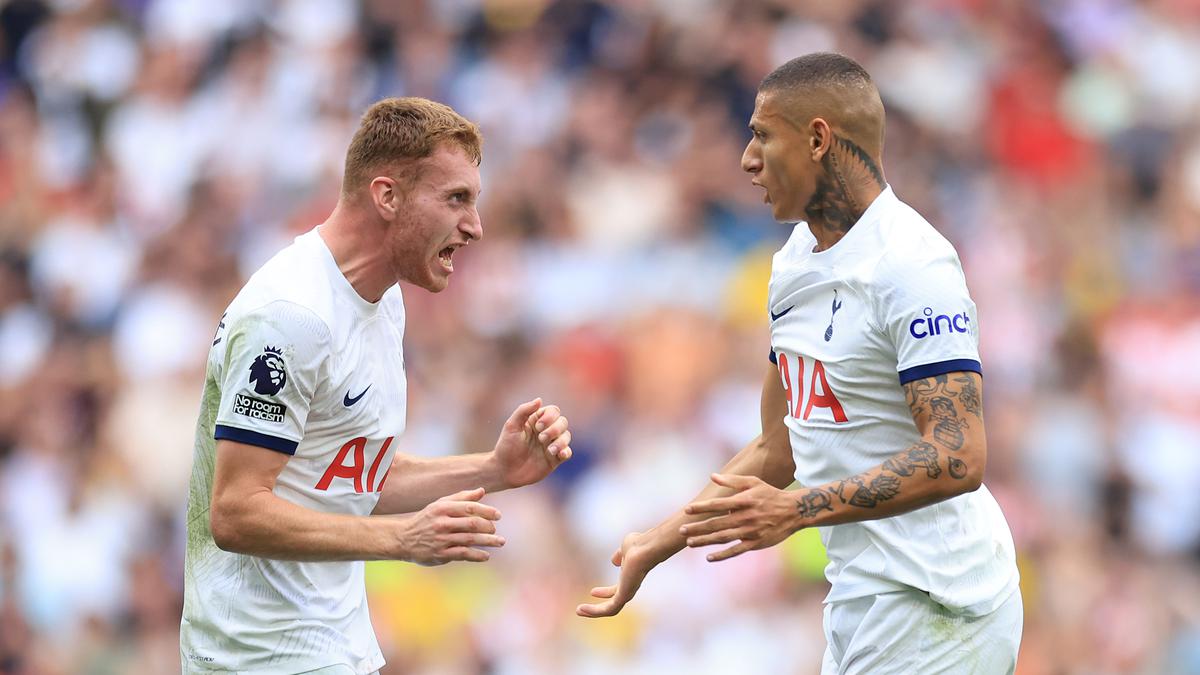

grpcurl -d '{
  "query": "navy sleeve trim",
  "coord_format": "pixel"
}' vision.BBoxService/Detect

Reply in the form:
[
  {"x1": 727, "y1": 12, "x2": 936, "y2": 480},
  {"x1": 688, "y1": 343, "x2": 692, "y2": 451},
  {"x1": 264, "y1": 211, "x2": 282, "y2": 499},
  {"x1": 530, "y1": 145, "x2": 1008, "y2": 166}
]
[
  {"x1": 769, "y1": 350, "x2": 777, "y2": 365},
  {"x1": 214, "y1": 425, "x2": 298, "y2": 455},
  {"x1": 898, "y1": 359, "x2": 982, "y2": 385}
]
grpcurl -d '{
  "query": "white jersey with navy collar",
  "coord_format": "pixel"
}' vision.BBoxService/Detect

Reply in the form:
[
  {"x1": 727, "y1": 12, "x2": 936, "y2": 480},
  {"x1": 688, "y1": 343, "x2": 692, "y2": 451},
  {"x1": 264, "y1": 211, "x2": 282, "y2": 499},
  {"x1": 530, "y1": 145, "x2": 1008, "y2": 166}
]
[
  {"x1": 181, "y1": 228, "x2": 405, "y2": 674},
  {"x1": 768, "y1": 186, "x2": 1018, "y2": 616}
]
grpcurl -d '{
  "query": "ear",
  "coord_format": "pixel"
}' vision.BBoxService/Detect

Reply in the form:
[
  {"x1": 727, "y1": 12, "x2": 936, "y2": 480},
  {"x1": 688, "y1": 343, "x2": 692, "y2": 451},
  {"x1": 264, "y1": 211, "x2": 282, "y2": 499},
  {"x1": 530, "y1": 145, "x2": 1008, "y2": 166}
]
[
  {"x1": 810, "y1": 118, "x2": 834, "y2": 162},
  {"x1": 368, "y1": 176, "x2": 399, "y2": 222}
]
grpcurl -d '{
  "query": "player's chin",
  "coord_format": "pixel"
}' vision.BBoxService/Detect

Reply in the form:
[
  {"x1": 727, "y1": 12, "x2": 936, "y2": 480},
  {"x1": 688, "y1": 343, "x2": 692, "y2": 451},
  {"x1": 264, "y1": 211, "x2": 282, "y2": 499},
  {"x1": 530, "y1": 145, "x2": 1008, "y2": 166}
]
[
  {"x1": 771, "y1": 202, "x2": 801, "y2": 224},
  {"x1": 431, "y1": 263, "x2": 455, "y2": 292}
]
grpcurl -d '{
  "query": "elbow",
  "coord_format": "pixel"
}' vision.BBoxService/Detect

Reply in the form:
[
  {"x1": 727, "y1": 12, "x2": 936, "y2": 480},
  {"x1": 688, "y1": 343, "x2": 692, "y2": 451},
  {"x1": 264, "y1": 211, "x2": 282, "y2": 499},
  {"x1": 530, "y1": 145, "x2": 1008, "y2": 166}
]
[
  {"x1": 952, "y1": 444, "x2": 986, "y2": 495},
  {"x1": 210, "y1": 498, "x2": 248, "y2": 553},
  {"x1": 960, "y1": 467, "x2": 984, "y2": 494}
]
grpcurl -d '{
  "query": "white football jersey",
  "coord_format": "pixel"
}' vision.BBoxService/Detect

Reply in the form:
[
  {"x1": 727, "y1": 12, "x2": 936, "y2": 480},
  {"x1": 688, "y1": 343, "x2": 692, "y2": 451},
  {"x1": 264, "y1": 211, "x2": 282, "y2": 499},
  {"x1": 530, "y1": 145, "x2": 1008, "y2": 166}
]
[
  {"x1": 181, "y1": 229, "x2": 406, "y2": 674},
  {"x1": 768, "y1": 187, "x2": 1018, "y2": 616}
]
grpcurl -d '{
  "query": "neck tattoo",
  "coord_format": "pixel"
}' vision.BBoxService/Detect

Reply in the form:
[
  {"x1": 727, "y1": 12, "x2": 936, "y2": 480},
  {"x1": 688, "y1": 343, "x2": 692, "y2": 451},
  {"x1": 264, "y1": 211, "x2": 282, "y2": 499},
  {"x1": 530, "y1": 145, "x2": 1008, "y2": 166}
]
[{"x1": 803, "y1": 135, "x2": 886, "y2": 239}]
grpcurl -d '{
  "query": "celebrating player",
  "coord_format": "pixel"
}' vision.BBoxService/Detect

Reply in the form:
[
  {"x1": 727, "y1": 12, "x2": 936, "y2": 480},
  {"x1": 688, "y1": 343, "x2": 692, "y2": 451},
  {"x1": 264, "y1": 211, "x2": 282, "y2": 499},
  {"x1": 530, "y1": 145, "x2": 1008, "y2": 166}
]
[
  {"x1": 578, "y1": 53, "x2": 1021, "y2": 673},
  {"x1": 181, "y1": 98, "x2": 573, "y2": 674}
]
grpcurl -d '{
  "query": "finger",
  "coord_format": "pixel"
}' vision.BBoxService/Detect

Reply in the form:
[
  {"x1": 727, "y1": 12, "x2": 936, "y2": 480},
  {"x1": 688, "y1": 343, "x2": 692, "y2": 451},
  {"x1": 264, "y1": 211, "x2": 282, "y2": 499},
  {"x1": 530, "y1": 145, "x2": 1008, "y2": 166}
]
[
  {"x1": 437, "y1": 500, "x2": 501, "y2": 521},
  {"x1": 686, "y1": 528, "x2": 754, "y2": 548},
  {"x1": 446, "y1": 533, "x2": 506, "y2": 548},
  {"x1": 556, "y1": 445, "x2": 573, "y2": 461},
  {"x1": 685, "y1": 497, "x2": 741, "y2": 515},
  {"x1": 506, "y1": 398, "x2": 543, "y2": 433},
  {"x1": 589, "y1": 585, "x2": 617, "y2": 599},
  {"x1": 679, "y1": 514, "x2": 739, "y2": 537},
  {"x1": 547, "y1": 430, "x2": 571, "y2": 457},
  {"x1": 532, "y1": 405, "x2": 561, "y2": 433},
  {"x1": 706, "y1": 540, "x2": 755, "y2": 562},
  {"x1": 611, "y1": 547, "x2": 623, "y2": 566},
  {"x1": 538, "y1": 415, "x2": 569, "y2": 443},
  {"x1": 440, "y1": 546, "x2": 491, "y2": 563},
  {"x1": 576, "y1": 600, "x2": 623, "y2": 618},
  {"x1": 441, "y1": 487, "x2": 486, "y2": 502},
  {"x1": 710, "y1": 473, "x2": 756, "y2": 489},
  {"x1": 576, "y1": 589, "x2": 626, "y2": 618},
  {"x1": 443, "y1": 516, "x2": 498, "y2": 534}
]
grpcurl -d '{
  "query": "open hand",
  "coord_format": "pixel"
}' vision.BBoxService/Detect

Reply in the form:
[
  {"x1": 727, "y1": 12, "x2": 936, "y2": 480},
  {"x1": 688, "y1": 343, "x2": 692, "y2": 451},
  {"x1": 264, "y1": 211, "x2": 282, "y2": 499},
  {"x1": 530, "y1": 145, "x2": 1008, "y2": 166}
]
[
  {"x1": 491, "y1": 398, "x2": 572, "y2": 489},
  {"x1": 576, "y1": 531, "x2": 666, "y2": 618},
  {"x1": 680, "y1": 473, "x2": 802, "y2": 562}
]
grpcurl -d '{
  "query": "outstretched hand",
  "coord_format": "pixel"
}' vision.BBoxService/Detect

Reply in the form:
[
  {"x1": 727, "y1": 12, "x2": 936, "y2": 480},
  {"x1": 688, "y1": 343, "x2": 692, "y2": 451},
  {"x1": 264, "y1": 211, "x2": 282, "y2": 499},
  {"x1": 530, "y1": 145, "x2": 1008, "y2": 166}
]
[
  {"x1": 491, "y1": 398, "x2": 572, "y2": 489},
  {"x1": 576, "y1": 532, "x2": 665, "y2": 618},
  {"x1": 680, "y1": 473, "x2": 802, "y2": 562}
]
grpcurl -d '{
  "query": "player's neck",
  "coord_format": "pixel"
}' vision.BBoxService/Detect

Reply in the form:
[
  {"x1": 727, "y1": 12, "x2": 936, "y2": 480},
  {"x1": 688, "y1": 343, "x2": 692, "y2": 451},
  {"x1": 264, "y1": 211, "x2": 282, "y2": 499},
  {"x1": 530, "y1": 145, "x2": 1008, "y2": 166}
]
[
  {"x1": 804, "y1": 142, "x2": 886, "y2": 253},
  {"x1": 318, "y1": 203, "x2": 392, "y2": 304},
  {"x1": 805, "y1": 180, "x2": 884, "y2": 253}
]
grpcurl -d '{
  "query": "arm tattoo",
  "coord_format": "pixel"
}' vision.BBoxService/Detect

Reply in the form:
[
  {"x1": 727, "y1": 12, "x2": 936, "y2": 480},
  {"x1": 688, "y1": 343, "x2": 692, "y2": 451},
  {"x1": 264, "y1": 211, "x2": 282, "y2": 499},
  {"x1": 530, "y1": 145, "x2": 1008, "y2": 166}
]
[
  {"x1": 882, "y1": 442, "x2": 942, "y2": 478},
  {"x1": 846, "y1": 475, "x2": 902, "y2": 507},
  {"x1": 948, "y1": 457, "x2": 968, "y2": 479},
  {"x1": 797, "y1": 489, "x2": 834, "y2": 519},
  {"x1": 954, "y1": 374, "x2": 982, "y2": 419},
  {"x1": 828, "y1": 373, "x2": 980, "y2": 512}
]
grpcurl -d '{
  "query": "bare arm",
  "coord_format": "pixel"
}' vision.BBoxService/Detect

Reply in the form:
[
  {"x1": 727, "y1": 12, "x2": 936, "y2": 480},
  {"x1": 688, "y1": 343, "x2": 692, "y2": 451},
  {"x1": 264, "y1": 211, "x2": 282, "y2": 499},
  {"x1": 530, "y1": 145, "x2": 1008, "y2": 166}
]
[
  {"x1": 680, "y1": 371, "x2": 986, "y2": 561},
  {"x1": 371, "y1": 399, "x2": 572, "y2": 515},
  {"x1": 576, "y1": 364, "x2": 794, "y2": 617},
  {"x1": 210, "y1": 439, "x2": 504, "y2": 563}
]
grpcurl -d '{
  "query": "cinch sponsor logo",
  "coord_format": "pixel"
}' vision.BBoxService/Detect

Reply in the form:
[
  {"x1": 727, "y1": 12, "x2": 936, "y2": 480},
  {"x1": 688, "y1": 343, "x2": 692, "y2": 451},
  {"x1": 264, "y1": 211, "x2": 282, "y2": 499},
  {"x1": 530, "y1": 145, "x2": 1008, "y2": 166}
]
[
  {"x1": 909, "y1": 307, "x2": 970, "y2": 339},
  {"x1": 233, "y1": 393, "x2": 285, "y2": 423}
]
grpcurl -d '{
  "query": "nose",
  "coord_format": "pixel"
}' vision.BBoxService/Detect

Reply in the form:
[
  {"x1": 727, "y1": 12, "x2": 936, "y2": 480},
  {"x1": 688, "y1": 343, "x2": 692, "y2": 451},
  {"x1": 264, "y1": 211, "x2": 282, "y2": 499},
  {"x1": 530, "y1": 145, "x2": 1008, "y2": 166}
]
[
  {"x1": 741, "y1": 140, "x2": 761, "y2": 174},
  {"x1": 461, "y1": 206, "x2": 483, "y2": 242}
]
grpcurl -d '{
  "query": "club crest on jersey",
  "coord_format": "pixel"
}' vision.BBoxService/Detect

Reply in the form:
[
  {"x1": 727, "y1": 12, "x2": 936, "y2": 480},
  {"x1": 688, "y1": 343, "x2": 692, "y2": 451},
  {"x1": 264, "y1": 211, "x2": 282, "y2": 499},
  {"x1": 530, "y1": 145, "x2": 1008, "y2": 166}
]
[
  {"x1": 249, "y1": 346, "x2": 287, "y2": 395},
  {"x1": 909, "y1": 307, "x2": 971, "y2": 339},
  {"x1": 824, "y1": 289, "x2": 843, "y2": 342}
]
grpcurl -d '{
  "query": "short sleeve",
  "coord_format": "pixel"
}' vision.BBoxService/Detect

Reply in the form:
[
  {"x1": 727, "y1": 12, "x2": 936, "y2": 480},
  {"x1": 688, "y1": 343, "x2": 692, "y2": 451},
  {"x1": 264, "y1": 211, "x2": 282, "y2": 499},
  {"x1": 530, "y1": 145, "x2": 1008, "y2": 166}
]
[
  {"x1": 212, "y1": 301, "x2": 330, "y2": 454},
  {"x1": 874, "y1": 248, "x2": 982, "y2": 385}
]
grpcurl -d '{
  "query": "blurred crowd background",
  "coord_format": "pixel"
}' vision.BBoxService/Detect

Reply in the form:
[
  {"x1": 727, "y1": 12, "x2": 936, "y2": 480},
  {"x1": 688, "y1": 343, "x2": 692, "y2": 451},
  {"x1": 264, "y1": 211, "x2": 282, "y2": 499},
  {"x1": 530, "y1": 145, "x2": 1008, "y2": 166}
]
[{"x1": 1, "y1": 0, "x2": 1199, "y2": 673}]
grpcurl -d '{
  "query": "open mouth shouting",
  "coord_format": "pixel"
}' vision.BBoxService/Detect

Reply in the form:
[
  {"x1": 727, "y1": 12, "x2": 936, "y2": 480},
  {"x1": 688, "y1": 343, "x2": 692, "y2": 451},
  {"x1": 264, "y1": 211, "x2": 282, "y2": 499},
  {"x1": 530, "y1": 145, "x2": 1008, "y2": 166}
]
[{"x1": 438, "y1": 245, "x2": 460, "y2": 273}]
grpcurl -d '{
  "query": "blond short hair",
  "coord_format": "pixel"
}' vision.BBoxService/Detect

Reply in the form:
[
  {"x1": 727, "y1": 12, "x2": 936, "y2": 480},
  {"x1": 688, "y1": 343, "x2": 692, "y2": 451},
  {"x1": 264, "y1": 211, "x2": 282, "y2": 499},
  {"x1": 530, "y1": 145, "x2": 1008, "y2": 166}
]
[{"x1": 342, "y1": 97, "x2": 482, "y2": 196}]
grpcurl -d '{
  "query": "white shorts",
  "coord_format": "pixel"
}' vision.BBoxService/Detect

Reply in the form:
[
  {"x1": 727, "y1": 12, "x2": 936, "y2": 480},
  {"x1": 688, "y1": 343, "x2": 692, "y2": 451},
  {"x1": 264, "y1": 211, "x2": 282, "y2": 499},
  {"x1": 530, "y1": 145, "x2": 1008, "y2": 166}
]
[{"x1": 821, "y1": 588, "x2": 1023, "y2": 674}]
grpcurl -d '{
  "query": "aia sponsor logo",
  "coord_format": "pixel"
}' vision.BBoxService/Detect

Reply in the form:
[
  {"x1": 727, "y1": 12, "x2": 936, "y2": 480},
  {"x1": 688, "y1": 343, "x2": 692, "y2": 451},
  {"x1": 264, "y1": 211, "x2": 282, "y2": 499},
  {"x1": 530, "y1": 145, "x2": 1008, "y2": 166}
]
[
  {"x1": 909, "y1": 307, "x2": 971, "y2": 339},
  {"x1": 316, "y1": 436, "x2": 394, "y2": 493},
  {"x1": 775, "y1": 351, "x2": 848, "y2": 423}
]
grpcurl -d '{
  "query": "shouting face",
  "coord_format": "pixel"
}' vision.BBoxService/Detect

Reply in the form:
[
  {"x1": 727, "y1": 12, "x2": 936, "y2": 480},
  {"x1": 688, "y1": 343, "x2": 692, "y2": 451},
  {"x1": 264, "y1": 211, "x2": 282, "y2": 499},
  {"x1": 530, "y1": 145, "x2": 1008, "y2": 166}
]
[{"x1": 385, "y1": 144, "x2": 483, "y2": 292}]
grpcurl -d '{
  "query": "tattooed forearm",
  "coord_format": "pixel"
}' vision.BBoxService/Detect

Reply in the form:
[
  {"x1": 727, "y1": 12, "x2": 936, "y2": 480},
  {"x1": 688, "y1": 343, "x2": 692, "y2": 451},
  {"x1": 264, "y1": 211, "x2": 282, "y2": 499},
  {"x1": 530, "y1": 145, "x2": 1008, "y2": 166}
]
[
  {"x1": 793, "y1": 372, "x2": 982, "y2": 524},
  {"x1": 847, "y1": 474, "x2": 902, "y2": 507},
  {"x1": 797, "y1": 489, "x2": 834, "y2": 519},
  {"x1": 882, "y1": 442, "x2": 942, "y2": 478}
]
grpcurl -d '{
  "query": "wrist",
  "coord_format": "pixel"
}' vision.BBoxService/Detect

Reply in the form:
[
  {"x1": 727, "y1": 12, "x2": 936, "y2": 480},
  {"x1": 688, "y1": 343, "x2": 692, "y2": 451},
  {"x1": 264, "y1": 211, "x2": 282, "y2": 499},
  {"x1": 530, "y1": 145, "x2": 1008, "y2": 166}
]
[
  {"x1": 791, "y1": 486, "x2": 834, "y2": 530},
  {"x1": 643, "y1": 522, "x2": 687, "y2": 561},
  {"x1": 480, "y1": 451, "x2": 513, "y2": 492}
]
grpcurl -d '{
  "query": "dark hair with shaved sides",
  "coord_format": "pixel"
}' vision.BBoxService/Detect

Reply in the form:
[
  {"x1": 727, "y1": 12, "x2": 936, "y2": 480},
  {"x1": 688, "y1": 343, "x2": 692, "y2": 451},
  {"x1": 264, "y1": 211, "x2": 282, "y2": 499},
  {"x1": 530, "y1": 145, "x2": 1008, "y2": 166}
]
[
  {"x1": 760, "y1": 52, "x2": 875, "y2": 93},
  {"x1": 759, "y1": 52, "x2": 888, "y2": 232}
]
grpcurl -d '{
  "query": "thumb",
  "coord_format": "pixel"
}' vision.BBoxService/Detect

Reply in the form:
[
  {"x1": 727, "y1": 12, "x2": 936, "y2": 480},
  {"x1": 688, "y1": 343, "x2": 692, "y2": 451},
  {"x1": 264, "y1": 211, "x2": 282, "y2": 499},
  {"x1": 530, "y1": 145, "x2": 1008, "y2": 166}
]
[{"x1": 505, "y1": 398, "x2": 542, "y2": 431}]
